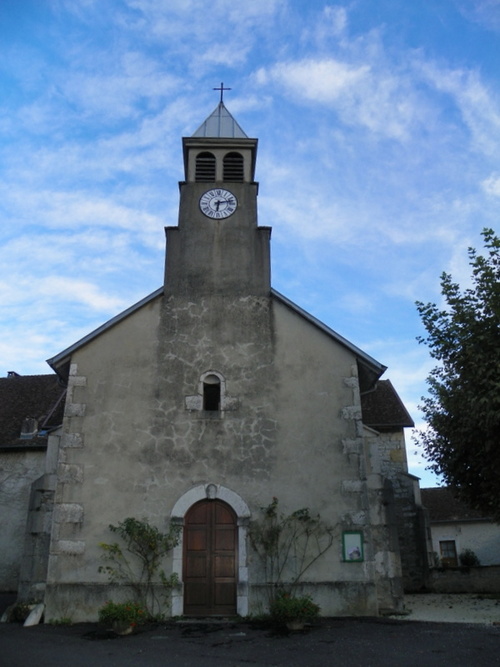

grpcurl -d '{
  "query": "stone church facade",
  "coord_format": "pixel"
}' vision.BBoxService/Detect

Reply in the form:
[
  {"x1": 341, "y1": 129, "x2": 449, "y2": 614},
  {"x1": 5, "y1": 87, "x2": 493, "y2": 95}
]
[{"x1": 1, "y1": 101, "x2": 426, "y2": 621}]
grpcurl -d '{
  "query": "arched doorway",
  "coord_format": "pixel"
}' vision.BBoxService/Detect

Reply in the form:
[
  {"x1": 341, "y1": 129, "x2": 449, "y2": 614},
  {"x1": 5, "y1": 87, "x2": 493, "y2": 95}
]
[
  {"x1": 171, "y1": 484, "x2": 250, "y2": 617},
  {"x1": 183, "y1": 499, "x2": 237, "y2": 616}
]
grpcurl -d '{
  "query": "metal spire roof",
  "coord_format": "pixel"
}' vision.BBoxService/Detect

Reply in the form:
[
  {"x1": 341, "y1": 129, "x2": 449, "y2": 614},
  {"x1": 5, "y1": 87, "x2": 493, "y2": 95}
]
[{"x1": 192, "y1": 102, "x2": 248, "y2": 139}]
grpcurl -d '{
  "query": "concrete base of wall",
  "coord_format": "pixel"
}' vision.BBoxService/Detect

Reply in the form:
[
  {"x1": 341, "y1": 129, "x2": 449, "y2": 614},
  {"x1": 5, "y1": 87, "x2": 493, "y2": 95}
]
[
  {"x1": 249, "y1": 581, "x2": 382, "y2": 617},
  {"x1": 44, "y1": 580, "x2": 390, "y2": 622}
]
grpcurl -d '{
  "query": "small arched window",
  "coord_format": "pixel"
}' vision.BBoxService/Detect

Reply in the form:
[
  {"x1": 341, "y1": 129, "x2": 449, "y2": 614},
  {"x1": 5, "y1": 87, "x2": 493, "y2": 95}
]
[
  {"x1": 203, "y1": 374, "x2": 221, "y2": 411},
  {"x1": 195, "y1": 152, "x2": 216, "y2": 182},
  {"x1": 223, "y1": 152, "x2": 244, "y2": 182}
]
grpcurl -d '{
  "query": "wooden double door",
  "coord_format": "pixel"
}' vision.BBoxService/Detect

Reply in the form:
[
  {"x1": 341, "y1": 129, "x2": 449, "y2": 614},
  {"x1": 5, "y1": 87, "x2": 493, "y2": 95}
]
[{"x1": 183, "y1": 499, "x2": 237, "y2": 616}]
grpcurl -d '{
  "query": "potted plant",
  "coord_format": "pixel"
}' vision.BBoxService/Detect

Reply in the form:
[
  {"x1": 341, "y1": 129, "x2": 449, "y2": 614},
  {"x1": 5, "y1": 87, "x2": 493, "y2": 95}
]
[
  {"x1": 269, "y1": 591, "x2": 320, "y2": 630},
  {"x1": 98, "y1": 600, "x2": 146, "y2": 635}
]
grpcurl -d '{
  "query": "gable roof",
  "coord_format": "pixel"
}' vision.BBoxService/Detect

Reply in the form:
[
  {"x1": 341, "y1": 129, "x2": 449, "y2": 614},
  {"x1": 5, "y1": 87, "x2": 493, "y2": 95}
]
[
  {"x1": 421, "y1": 487, "x2": 488, "y2": 522},
  {"x1": 47, "y1": 287, "x2": 164, "y2": 379},
  {"x1": 192, "y1": 102, "x2": 249, "y2": 138},
  {"x1": 272, "y1": 290, "x2": 386, "y2": 390},
  {"x1": 0, "y1": 373, "x2": 66, "y2": 449},
  {"x1": 47, "y1": 286, "x2": 387, "y2": 391},
  {"x1": 361, "y1": 379, "x2": 414, "y2": 430}
]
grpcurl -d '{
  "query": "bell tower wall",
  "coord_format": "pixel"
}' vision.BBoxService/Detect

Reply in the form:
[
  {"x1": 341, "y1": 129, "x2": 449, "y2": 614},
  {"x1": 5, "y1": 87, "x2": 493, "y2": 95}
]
[{"x1": 165, "y1": 182, "x2": 271, "y2": 296}]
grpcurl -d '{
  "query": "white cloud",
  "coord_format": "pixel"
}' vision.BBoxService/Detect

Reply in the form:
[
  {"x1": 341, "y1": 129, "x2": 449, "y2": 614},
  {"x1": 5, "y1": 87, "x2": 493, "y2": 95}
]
[
  {"x1": 1, "y1": 187, "x2": 162, "y2": 235},
  {"x1": 301, "y1": 5, "x2": 349, "y2": 46},
  {"x1": 257, "y1": 57, "x2": 426, "y2": 140},
  {"x1": 38, "y1": 276, "x2": 126, "y2": 311},
  {"x1": 258, "y1": 59, "x2": 369, "y2": 103},
  {"x1": 457, "y1": 0, "x2": 500, "y2": 33},
  {"x1": 59, "y1": 54, "x2": 180, "y2": 120},
  {"x1": 418, "y1": 62, "x2": 500, "y2": 156},
  {"x1": 482, "y1": 173, "x2": 500, "y2": 196}
]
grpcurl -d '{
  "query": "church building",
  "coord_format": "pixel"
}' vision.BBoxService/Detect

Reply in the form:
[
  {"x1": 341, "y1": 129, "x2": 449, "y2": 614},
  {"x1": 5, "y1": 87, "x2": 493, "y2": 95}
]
[{"x1": 1, "y1": 97, "x2": 426, "y2": 621}]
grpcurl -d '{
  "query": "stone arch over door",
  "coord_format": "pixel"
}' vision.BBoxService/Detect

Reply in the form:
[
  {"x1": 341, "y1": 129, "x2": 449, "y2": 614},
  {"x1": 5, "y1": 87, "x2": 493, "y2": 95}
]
[{"x1": 171, "y1": 484, "x2": 251, "y2": 616}]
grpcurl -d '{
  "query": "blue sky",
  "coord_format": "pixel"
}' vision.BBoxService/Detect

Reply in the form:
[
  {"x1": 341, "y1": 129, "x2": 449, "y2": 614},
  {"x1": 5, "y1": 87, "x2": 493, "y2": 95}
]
[{"x1": 2, "y1": 1, "x2": 500, "y2": 486}]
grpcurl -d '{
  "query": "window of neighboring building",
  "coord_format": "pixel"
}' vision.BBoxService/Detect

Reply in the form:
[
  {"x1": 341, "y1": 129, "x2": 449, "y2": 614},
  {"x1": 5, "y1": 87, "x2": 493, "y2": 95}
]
[
  {"x1": 223, "y1": 152, "x2": 244, "y2": 181},
  {"x1": 195, "y1": 152, "x2": 216, "y2": 181},
  {"x1": 439, "y1": 540, "x2": 458, "y2": 567},
  {"x1": 203, "y1": 374, "x2": 221, "y2": 411}
]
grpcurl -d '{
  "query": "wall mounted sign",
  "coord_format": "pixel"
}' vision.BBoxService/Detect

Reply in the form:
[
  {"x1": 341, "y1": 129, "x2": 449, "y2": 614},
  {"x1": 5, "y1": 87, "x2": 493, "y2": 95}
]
[{"x1": 342, "y1": 531, "x2": 364, "y2": 562}]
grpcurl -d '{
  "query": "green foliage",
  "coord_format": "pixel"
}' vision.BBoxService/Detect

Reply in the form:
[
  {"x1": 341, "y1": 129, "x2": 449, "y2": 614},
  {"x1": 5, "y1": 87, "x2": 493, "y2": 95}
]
[
  {"x1": 459, "y1": 548, "x2": 481, "y2": 567},
  {"x1": 98, "y1": 517, "x2": 180, "y2": 617},
  {"x1": 248, "y1": 497, "x2": 334, "y2": 603},
  {"x1": 48, "y1": 617, "x2": 73, "y2": 626},
  {"x1": 415, "y1": 229, "x2": 500, "y2": 520},
  {"x1": 269, "y1": 591, "x2": 320, "y2": 624},
  {"x1": 9, "y1": 602, "x2": 34, "y2": 623},
  {"x1": 48, "y1": 616, "x2": 73, "y2": 625},
  {"x1": 98, "y1": 600, "x2": 146, "y2": 627}
]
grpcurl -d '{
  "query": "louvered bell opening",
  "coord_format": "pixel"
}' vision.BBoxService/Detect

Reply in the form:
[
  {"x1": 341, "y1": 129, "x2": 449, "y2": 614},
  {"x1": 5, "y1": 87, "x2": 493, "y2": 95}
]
[
  {"x1": 195, "y1": 152, "x2": 216, "y2": 182},
  {"x1": 223, "y1": 152, "x2": 244, "y2": 182}
]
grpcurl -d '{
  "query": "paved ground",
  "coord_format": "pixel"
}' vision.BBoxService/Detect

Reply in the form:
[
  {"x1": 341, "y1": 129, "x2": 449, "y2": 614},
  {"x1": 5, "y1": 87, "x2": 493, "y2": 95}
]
[{"x1": 1, "y1": 594, "x2": 499, "y2": 667}]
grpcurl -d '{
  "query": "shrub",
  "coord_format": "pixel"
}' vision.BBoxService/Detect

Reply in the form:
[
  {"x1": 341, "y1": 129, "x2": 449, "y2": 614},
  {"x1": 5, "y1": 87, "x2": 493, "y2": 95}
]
[
  {"x1": 269, "y1": 591, "x2": 320, "y2": 625},
  {"x1": 248, "y1": 497, "x2": 334, "y2": 604},
  {"x1": 98, "y1": 517, "x2": 180, "y2": 617},
  {"x1": 459, "y1": 548, "x2": 480, "y2": 567},
  {"x1": 98, "y1": 600, "x2": 146, "y2": 628}
]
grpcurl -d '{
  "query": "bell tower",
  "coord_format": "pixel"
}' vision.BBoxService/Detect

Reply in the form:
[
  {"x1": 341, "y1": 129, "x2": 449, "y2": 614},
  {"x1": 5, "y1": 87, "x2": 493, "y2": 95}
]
[{"x1": 164, "y1": 93, "x2": 271, "y2": 296}]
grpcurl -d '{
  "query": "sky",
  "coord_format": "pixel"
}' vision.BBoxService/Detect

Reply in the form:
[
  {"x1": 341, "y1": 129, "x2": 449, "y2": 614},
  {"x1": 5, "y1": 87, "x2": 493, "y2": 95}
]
[{"x1": 2, "y1": 0, "x2": 500, "y2": 487}]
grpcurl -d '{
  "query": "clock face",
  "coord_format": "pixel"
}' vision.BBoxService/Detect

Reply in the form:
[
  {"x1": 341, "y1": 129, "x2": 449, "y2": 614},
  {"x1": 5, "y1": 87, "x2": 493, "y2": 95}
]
[{"x1": 199, "y1": 189, "x2": 237, "y2": 219}]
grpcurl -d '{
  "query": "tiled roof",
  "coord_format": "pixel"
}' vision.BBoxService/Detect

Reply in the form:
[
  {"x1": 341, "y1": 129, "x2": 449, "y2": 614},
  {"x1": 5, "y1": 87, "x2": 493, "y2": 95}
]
[
  {"x1": 361, "y1": 379, "x2": 414, "y2": 430},
  {"x1": 0, "y1": 374, "x2": 66, "y2": 448},
  {"x1": 421, "y1": 487, "x2": 487, "y2": 522}
]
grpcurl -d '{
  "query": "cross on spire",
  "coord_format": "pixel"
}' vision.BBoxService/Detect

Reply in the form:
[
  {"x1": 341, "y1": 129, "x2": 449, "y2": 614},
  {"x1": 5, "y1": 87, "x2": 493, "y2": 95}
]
[{"x1": 213, "y1": 82, "x2": 231, "y2": 103}]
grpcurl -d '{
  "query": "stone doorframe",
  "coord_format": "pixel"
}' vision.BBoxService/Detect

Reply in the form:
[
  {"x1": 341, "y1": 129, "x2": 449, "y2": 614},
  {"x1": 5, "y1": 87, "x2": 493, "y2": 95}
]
[{"x1": 170, "y1": 484, "x2": 251, "y2": 616}]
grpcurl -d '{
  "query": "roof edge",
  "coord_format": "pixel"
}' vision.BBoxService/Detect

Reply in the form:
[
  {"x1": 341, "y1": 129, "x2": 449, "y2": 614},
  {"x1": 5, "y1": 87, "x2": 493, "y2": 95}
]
[
  {"x1": 191, "y1": 101, "x2": 248, "y2": 138},
  {"x1": 46, "y1": 286, "x2": 387, "y2": 385},
  {"x1": 271, "y1": 288, "x2": 387, "y2": 377},
  {"x1": 47, "y1": 287, "x2": 164, "y2": 373}
]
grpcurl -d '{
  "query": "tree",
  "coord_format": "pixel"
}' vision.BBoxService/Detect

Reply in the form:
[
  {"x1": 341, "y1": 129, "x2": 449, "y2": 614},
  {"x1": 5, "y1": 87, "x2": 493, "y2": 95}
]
[{"x1": 415, "y1": 228, "x2": 500, "y2": 519}]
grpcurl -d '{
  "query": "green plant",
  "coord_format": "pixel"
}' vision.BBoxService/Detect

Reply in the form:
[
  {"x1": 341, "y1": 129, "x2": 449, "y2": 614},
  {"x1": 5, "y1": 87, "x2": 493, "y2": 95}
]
[
  {"x1": 98, "y1": 600, "x2": 146, "y2": 627},
  {"x1": 98, "y1": 517, "x2": 180, "y2": 617},
  {"x1": 249, "y1": 497, "x2": 334, "y2": 604},
  {"x1": 48, "y1": 617, "x2": 72, "y2": 625},
  {"x1": 459, "y1": 548, "x2": 480, "y2": 567},
  {"x1": 269, "y1": 591, "x2": 320, "y2": 624}
]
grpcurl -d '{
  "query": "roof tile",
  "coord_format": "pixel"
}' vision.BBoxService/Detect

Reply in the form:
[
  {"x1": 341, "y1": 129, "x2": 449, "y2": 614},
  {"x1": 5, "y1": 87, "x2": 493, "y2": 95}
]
[{"x1": 0, "y1": 374, "x2": 65, "y2": 448}]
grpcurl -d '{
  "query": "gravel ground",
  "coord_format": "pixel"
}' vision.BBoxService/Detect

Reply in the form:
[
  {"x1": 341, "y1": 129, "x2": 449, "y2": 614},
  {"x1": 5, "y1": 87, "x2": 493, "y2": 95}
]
[{"x1": 391, "y1": 593, "x2": 500, "y2": 624}]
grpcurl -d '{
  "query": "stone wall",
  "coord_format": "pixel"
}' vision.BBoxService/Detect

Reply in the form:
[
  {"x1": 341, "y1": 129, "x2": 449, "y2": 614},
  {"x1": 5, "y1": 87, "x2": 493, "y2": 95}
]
[
  {"x1": 366, "y1": 429, "x2": 430, "y2": 591},
  {"x1": 17, "y1": 473, "x2": 55, "y2": 601},
  {"x1": 0, "y1": 448, "x2": 46, "y2": 591},
  {"x1": 428, "y1": 566, "x2": 500, "y2": 594}
]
